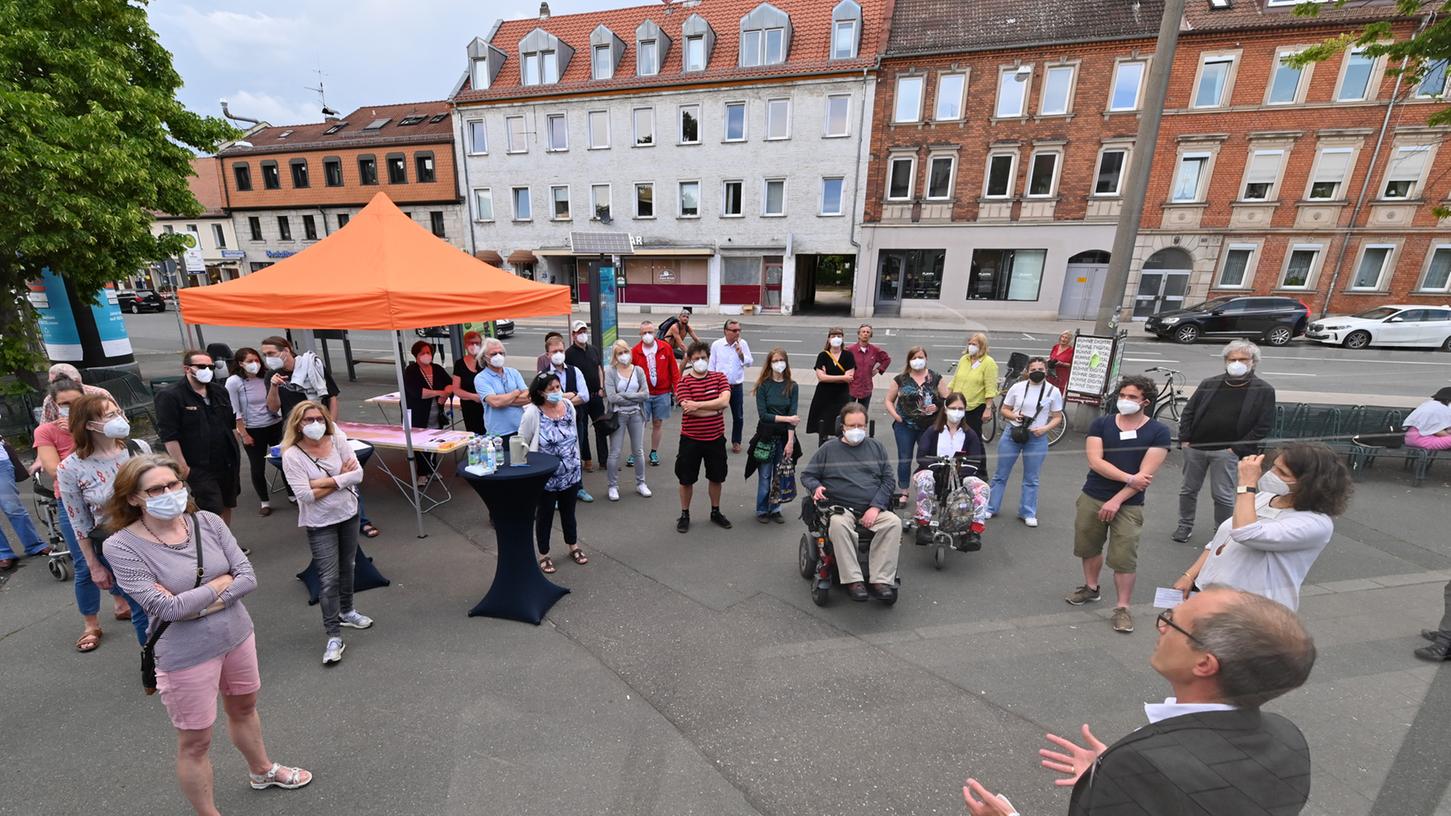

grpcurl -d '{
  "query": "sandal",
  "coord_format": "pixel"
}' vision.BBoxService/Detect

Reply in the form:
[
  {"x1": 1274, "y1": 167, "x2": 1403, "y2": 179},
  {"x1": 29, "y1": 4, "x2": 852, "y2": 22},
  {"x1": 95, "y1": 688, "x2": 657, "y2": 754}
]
[
  {"x1": 569, "y1": 547, "x2": 589, "y2": 565},
  {"x1": 249, "y1": 762, "x2": 313, "y2": 790},
  {"x1": 361, "y1": 523, "x2": 381, "y2": 538},
  {"x1": 114, "y1": 608, "x2": 131, "y2": 622},
  {"x1": 76, "y1": 628, "x2": 103, "y2": 653},
  {"x1": 539, "y1": 556, "x2": 556, "y2": 574}
]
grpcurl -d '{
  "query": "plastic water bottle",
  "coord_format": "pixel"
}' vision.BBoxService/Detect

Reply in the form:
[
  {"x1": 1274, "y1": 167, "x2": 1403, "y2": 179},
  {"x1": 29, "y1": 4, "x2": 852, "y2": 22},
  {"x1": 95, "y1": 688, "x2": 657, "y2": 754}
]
[
  {"x1": 487, "y1": 435, "x2": 501, "y2": 470},
  {"x1": 482, "y1": 437, "x2": 497, "y2": 475},
  {"x1": 467, "y1": 437, "x2": 480, "y2": 469}
]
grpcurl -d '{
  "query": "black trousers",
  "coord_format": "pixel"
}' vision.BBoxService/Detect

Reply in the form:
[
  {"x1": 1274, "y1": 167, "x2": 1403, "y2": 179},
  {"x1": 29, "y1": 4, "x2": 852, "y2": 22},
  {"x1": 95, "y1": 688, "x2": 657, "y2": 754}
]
[
  {"x1": 241, "y1": 422, "x2": 284, "y2": 503},
  {"x1": 728, "y1": 383, "x2": 745, "y2": 445},
  {"x1": 460, "y1": 400, "x2": 486, "y2": 436},
  {"x1": 536, "y1": 485, "x2": 579, "y2": 555},
  {"x1": 576, "y1": 405, "x2": 609, "y2": 464}
]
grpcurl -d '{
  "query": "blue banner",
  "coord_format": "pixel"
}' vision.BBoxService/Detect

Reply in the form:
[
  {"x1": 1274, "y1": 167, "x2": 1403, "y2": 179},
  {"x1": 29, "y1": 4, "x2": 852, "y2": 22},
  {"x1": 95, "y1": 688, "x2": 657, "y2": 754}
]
[
  {"x1": 27, "y1": 268, "x2": 83, "y2": 360},
  {"x1": 597, "y1": 265, "x2": 618, "y2": 349}
]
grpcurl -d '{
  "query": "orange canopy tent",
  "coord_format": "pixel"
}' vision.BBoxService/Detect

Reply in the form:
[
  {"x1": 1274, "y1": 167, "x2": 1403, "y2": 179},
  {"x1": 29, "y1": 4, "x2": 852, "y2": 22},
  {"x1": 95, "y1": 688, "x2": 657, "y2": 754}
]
[{"x1": 178, "y1": 192, "x2": 570, "y2": 536}]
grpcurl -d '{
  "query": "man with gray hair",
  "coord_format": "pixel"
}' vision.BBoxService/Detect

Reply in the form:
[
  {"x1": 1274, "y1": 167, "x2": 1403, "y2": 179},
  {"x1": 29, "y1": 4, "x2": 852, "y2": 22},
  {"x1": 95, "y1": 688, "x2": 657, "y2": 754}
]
[
  {"x1": 1173, "y1": 340, "x2": 1276, "y2": 543},
  {"x1": 963, "y1": 585, "x2": 1315, "y2": 815}
]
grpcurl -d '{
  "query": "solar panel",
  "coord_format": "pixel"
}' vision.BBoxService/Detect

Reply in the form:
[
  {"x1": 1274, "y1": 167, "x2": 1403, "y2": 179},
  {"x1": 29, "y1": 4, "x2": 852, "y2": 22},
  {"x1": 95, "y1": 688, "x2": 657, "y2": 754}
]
[
  {"x1": 363, "y1": 118, "x2": 390, "y2": 130},
  {"x1": 569, "y1": 231, "x2": 635, "y2": 255}
]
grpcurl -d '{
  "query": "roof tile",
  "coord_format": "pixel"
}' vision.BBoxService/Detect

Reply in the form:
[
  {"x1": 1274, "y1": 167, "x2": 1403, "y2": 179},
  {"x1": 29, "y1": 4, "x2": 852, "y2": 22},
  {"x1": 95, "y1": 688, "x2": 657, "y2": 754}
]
[
  {"x1": 218, "y1": 101, "x2": 454, "y2": 157},
  {"x1": 886, "y1": 0, "x2": 1164, "y2": 55}
]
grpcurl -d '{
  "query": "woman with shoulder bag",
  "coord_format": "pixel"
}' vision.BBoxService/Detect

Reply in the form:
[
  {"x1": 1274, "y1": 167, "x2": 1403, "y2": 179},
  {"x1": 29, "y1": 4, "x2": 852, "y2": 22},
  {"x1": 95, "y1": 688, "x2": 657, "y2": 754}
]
[
  {"x1": 604, "y1": 339, "x2": 651, "y2": 501},
  {"x1": 987, "y1": 357, "x2": 1064, "y2": 527},
  {"x1": 280, "y1": 401, "x2": 374, "y2": 666},
  {"x1": 747, "y1": 348, "x2": 801, "y2": 523},
  {"x1": 56, "y1": 394, "x2": 152, "y2": 647},
  {"x1": 884, "y1": 346, "x2": 941, "y2": 504},
  {"x1": 103, "y1": 453, "x2": 311, "y2": 814}
]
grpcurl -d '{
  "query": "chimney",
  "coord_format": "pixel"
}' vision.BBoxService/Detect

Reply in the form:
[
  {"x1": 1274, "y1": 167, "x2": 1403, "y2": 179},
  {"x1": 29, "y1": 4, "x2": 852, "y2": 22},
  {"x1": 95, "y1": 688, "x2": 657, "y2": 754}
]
[{"x1": 539, "y1": 2, "x2": 550, "y2": 19}]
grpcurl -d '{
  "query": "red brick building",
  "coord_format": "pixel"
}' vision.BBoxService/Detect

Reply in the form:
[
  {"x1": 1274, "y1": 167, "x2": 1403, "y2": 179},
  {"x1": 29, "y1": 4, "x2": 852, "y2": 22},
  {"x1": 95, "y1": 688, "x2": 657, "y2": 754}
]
[
  {"x1": 215, "y1": 102, "x2": 467, "y2": 273},
  {"x1": 858, "y1": 0, "x2": 1450, "y2": 323}
]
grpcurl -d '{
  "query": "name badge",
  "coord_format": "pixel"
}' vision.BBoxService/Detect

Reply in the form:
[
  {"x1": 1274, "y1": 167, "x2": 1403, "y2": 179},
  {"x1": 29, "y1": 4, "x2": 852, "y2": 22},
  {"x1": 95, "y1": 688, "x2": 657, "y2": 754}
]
[{"x1": 1119, "y1": 429, "x2": 1137, "y2": 441}]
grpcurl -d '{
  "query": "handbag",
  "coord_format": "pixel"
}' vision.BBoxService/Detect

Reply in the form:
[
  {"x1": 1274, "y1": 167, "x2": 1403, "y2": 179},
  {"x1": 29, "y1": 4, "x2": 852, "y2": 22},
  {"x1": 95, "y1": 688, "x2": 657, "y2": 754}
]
[
  {"x1": 594, "y1": 413, "x2": 619, "y2": 436},
  {"x1": 141, "y1": 514, "x2": 205, "y2": 695},
  {"x1": 751, "y1": 438, "x2": 776, "y2": 462},
  {"x1": 2, "y1": 441, "x2": 26, "y2": 483},
  {"x1": 769, "y1": 456, "x2": 797, "y2": 504},
  {"x1": 1009, "y1": 383, "x2": 1048, "y2": 444}
]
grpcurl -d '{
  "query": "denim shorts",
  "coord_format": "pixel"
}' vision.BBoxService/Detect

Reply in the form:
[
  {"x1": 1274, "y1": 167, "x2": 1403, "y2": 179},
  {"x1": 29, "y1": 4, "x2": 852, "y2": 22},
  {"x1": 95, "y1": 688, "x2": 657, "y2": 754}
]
[{"x1": 644, "y1": 393, "x2": 673, "y2": 422}]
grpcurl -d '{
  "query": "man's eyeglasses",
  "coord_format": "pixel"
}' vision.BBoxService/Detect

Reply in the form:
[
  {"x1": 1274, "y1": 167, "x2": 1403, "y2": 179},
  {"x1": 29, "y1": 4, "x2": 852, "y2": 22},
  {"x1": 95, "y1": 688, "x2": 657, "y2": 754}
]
[
  {"x1": 1156, "y1": 609, "x2": 1205, "y2": 647},
  {"x1": 141, "y1": 479, "x2": 185, "y2": 499},
  {"x1": 187, "y1": 363, "x2": 213, "y2": 371}
]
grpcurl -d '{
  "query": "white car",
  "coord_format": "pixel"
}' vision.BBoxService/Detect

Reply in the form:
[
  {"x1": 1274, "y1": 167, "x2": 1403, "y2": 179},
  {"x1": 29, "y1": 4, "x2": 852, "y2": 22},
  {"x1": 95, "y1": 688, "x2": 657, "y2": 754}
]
[{"x1": 1306, "y1": 304, "x2": 1451, "y2": 351}]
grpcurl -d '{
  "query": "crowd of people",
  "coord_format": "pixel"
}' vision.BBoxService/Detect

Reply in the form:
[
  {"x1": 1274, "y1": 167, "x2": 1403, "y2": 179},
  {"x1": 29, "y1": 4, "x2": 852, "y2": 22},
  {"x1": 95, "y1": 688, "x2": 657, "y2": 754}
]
[{"x1": 9, "y1": 315, "x2": 1448, "y2": 816}]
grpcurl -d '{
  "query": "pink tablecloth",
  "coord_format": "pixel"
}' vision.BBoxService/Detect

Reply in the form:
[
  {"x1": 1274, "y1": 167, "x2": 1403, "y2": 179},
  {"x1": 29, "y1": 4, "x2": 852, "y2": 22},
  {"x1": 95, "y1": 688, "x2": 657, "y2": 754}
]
[{"x1": 336, "y1": 421, "x2": 474, "y2": 454}]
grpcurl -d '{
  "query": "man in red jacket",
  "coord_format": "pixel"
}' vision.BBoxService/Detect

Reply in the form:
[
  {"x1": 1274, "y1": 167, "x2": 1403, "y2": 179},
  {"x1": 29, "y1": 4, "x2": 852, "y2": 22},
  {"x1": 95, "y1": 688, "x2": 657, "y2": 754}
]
[{"x1": 632, "y1": 320, "x2": 680, "y2": 468}]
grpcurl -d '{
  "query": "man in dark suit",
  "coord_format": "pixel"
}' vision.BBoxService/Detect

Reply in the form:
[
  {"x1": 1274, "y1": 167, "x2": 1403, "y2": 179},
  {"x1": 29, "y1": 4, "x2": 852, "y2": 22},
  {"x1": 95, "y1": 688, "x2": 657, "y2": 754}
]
[{"x1": 962, "y1": 586, "x2": 1316, "y2": 816}]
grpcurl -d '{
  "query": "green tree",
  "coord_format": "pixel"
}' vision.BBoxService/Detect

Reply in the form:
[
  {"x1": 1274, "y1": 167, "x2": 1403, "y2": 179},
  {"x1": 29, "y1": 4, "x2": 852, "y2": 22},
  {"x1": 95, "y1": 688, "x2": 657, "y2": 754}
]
[{"x1": 0, "y1": 0, "x2": 236, "y2": 388}]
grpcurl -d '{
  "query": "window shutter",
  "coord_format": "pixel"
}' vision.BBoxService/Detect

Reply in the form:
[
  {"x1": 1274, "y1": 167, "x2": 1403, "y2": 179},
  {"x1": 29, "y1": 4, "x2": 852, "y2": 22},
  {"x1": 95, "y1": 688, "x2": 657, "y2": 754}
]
[
  {"x1": 1387, "y1": 145, "x2": 1431, "y2": 182},
  {"x1": 1312, "y1": 148, "x2": 1354, "y2": 183},
  {"x1": 1245, "y1": 150, "x2": 1283, "y2": 184}
]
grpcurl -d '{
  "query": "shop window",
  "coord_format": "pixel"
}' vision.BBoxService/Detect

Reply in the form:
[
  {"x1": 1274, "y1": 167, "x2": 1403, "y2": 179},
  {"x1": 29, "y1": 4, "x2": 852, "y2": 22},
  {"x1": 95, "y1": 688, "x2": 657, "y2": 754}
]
[
  {"x1": 968, "y1": 248, "x2": 1045, "y2": 301},
  {"x1": 880, "y1": 249, "x2": 945, "y2": 300}
]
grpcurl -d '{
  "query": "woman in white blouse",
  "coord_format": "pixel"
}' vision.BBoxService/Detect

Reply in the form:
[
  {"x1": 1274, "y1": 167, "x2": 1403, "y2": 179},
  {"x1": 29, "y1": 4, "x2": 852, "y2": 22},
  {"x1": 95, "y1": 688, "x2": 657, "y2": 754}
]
[
  {"x1": 1174, "y1": 442, "x2": 1351, "y2": 610},
  {"x1": 1403, "y1": 387, "x2": 1451, "y2": 451}
]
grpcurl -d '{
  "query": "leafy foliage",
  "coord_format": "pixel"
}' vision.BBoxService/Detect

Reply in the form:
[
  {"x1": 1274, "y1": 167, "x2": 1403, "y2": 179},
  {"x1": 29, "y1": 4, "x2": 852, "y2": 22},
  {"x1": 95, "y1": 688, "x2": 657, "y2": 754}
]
[{"x1": 0, "y1": 0, "x2": 237, "y2": 378}]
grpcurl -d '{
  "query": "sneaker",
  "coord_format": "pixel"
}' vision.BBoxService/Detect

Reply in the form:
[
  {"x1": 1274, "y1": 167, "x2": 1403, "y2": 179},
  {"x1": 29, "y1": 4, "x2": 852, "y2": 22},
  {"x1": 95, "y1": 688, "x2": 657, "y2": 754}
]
[
  {"x1": 636, "y1": 483, "x2": 652, "y2": 498},
  {"x1": 768, "y1": 511, "x2": 786, "y2": 524},
  {"x1": 1022, "y1": 517, "x2": 1038, "y2": 528},
  {"x1": 1111, "y1": 607, "x2": 1135, "y2": 633},
  {"x1": 649, "y1": 450, "x2": 660, "y2": 466},
  {"x1": 1171, "y1": 525, "x2": 1193, "y2": 543},
  {"x1": 578, "y1": 487, "x2": 595, "y2": 503},
  {"x1": 710, "y1": 510, "x2": 733, "y2": 529},
  {"x1": 757, "y1": 514, "x2": 770, "y2": 524},
  {"x1": 625, "y1": 454, "x2": 636, "y2": 467},
  {"x1": 416, "y1": 475, "x2": 429, "y2": 488},
  {"x1": 340, "y1": 610, "x2": 373, "y2": 630},
  {"x1": 676, "y1": 512, "x2": 690, "y2": 533},
  {"x1": 322, "y1": 638, "x2": 345, "y2": 665},
  {"x1": 607, "y1": 486, "x2": 620, "y2": 501},
  {"x1": 1065, "y1": 585, "x2": 1102, "y2": 605}
]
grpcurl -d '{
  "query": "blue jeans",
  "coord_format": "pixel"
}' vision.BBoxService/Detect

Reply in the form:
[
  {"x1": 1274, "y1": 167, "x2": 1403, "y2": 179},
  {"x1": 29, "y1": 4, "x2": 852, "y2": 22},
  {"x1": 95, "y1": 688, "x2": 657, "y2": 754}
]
[
  {"x1": 76, "y1": 543, "x2": 149, "y2": 644},
  {"x1": 755, "y1": 444, "x2": 781, "y2": 517},
  {"x1": 988, "y1": 431, "x2": 1049, "y2": 519},
  {"x1": 0, "y1": 460, "x2": 47, "y2": 559},
  {"x1": 892, "y1": 421, "x2": 924, "y2": 490}
]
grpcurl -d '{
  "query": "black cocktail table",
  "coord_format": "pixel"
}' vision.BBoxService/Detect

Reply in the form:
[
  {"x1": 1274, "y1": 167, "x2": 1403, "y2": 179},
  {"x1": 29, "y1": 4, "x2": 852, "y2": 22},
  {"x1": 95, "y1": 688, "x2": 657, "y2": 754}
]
[{"x1": 460, "y1": 451, "x2": 569, "y2": 624}]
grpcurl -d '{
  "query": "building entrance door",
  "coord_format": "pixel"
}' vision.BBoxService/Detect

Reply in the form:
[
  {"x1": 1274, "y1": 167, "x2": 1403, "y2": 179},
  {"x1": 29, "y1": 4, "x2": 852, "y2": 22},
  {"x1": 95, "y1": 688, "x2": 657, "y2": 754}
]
[
  {"x1": 874, "y1": 253, "x2": 905, "y2": 317},
  {"x1": 1132, "y1": 248, "x2": 1193, "y2": 319},
  {"x1": 761, "y1": 261, "x2": 783, "y2": 312},
  {"x1": 1058, "y1": 251, "x2": 1110, "y2": 320}
]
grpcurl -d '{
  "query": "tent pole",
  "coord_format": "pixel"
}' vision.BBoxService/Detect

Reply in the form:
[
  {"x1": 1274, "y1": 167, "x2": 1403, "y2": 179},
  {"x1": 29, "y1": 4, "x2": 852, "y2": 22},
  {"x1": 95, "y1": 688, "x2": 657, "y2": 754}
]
[{"x1": 393, "y1": 330, "x2": 426, "y2": 538}]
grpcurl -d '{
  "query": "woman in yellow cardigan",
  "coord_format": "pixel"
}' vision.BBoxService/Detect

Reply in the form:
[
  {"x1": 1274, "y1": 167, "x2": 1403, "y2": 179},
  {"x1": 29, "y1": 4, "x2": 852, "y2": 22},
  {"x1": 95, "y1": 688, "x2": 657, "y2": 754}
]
[{"x1": 941, "y1": 332, "x2": 998, "y2": 442}]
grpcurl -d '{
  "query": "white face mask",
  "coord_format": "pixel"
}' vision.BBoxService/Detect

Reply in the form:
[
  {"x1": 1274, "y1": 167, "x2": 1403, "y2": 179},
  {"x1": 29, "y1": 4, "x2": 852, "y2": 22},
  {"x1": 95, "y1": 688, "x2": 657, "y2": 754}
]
[
  {"x1": 909, "y1": 357, "x2": 927, "y2": 371},
  {"x1": 550, "y1": 351, "x2": 566, "y2": 366},
  {"x1": 1258, "y1": 471, "x2": 1294, "y2": 496},
  {"x1": 829, "y1": 336, "x2": 843, "y2": 348},
  {"x1": 264, "y1": 355, "x2": 285, "y2": 371},
  {"x1": 771, "y1": 360, "x2": 787, "y2": 374},
  {"x1": 466, "y1": 345, "x2": 481, "y2": 357},
  {"x1": 418, "y1": 355, "x2": 433, "y2": 367},
  {"x1": 641, "y1": 332, "x2": 655, "y2": 345},
  {"x1": 842, "y1": 427, "x2": 867, "y2": 445},
  {"x1": 301, "y1": 420, "x2": 328, "y2": 441},
  {"x1": 691, "y1": 358, "x2": 709, "y2": 374},
  {"x1": 575, "y1": 332, "x2": 589, "y2": 343},
  {"x1": 617, "y1": 353, "x2": 633, "y2": 365},
  {"x1": 193, "y1": 367, "x2": 214, "y2": 384},
  {"x1": 1116, "y1": 399, "x2": 1143, "y2": 416},
  {"x1": 102, "y1": 416, "x2": 131, "y2": 439},
  {"x1": 946, "y1": 408, "x2": 966, "y2": 423},
  {"x1": 1226, "y1": 361, "x2": 1250, "y2": 378},
  {"x1": 144, "y1": 488, "x2": 189, "y2": 521},
  {"x1": 243, "y1": 361, "x2": 261, "y2": 375},
  {"x1": 489, "y1": 353, "x2": 507, "y2": 368},
  {"x1": 967, "y1": 344, "x2": 981, "y2": 357}
]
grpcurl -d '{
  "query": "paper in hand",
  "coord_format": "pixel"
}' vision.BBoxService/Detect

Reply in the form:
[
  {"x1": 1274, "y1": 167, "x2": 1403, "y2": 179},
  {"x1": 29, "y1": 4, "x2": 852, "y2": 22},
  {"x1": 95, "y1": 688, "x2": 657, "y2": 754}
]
[{"x1": 1153, "y1": 586, "x2": 1188, "y2": 609}]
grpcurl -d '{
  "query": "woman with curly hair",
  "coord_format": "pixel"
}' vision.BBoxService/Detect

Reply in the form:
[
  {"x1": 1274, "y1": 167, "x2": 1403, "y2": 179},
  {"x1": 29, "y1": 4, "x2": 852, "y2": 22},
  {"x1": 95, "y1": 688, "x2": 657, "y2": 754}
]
[{"x1": 1173, "y1": 442, "x2": 1351, "y2": 610}]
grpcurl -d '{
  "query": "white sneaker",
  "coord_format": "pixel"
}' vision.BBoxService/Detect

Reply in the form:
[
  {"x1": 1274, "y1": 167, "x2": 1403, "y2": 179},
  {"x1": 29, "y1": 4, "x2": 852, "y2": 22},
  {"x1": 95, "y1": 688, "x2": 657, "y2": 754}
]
[
  {"x1": 340, "y1": 610, "x2": 373, "y2": 629},
  {"x1": 636, "y1": 483, "x2": 652, "y2": 498},
  {"x1": 1023, "y1": 517, "x2": 1039, "y2": 528},
  {"x1": 608, "y1": 486, "x2": 620, "y2": 502},
  {"x1": 322, "y1": 638, "x2": 345, "y2": 665}
]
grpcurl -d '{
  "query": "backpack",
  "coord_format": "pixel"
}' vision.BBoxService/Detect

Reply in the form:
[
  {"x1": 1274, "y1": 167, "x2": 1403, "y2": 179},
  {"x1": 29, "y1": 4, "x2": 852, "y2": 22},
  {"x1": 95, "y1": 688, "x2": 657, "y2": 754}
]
[{"x1": 657, "y1": 316, "x2": 680, "y2": 344}]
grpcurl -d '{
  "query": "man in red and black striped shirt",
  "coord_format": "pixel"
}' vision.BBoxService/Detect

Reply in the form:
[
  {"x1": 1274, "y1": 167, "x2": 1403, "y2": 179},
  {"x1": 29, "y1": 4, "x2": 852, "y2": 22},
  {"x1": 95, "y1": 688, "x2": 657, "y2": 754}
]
[{"x1": 673, "y1": 342, "x2": 733, "y2": 533}]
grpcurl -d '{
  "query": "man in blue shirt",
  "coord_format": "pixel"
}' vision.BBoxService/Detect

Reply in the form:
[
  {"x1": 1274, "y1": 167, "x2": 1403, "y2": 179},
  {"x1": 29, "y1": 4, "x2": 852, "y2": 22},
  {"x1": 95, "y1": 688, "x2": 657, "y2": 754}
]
[
  {"x1": 1066, "y1": 375, "x2": 1171, "y2": 635},
  {"x1": 474, "y1": 338, "x2": 529, "y2": 438}
]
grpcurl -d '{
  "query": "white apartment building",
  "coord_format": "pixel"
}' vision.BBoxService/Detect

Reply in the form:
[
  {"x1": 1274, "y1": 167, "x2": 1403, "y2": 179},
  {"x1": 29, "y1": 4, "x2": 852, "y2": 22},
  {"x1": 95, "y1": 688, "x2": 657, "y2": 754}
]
[{"x1": 452, "y1": 0, "x2": 885, "y2": 315}]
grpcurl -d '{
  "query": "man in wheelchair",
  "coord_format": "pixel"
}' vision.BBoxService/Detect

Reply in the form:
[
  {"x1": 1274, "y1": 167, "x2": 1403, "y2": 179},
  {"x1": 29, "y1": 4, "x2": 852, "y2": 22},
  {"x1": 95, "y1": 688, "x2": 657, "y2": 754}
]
[{"x1": 800, "y1": 403, "x2": 902, "y2": 603}]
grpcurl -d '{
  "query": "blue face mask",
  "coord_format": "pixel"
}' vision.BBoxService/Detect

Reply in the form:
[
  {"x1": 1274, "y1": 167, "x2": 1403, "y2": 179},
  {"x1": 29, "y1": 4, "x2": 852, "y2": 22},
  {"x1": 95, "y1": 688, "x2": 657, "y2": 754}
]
[{"x1": 546, "y1": 391, "x2": 564, "y2": 404}]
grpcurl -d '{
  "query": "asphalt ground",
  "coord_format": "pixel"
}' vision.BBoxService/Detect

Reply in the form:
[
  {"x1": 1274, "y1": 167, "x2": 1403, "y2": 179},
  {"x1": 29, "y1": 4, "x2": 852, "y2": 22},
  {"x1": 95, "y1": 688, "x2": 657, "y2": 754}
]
[{"x1": 3, "y1": 345, "x2": 1451, "y2": 815}]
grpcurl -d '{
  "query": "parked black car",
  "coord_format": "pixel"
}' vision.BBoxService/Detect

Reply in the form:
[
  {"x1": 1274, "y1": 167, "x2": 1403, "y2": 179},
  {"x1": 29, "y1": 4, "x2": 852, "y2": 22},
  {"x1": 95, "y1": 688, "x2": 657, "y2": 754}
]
[
  {"x1": 116, "y1": 289, "x2": 166, "y2": 313},
  {"x1": 1144, "y1": 295, "x2": 1309, "y2": 346}
]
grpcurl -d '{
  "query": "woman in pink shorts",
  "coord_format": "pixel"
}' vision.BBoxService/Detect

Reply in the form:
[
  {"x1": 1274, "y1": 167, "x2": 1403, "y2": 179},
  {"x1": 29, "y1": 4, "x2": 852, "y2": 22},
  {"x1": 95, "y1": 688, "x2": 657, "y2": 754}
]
[{"x1": 104, "y1": 454, "x2": 312, "y2": 815}]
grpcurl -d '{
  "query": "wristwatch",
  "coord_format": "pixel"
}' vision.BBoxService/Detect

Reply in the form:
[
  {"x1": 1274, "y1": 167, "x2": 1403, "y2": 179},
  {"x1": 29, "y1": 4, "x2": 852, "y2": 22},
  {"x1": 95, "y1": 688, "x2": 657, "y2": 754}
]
[{"x1": 1235, "y1": 485, "x2": 1257, "y2": 494}]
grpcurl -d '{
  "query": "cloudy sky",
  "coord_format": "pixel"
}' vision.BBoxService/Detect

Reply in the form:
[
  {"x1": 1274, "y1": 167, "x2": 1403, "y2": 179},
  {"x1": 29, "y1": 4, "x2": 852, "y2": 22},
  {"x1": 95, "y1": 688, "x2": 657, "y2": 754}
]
[{"x1": 149, "y1": 0, "x2": 623, "y2": 126}]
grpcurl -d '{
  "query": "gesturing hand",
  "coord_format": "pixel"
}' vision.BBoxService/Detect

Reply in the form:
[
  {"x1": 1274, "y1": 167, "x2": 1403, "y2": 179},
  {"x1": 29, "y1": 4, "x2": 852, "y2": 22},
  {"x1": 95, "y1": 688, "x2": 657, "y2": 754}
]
[
  {"x1": 962, "y1": 779, "x2": 1017, "y2": 815},
  {"x1": 1039, "y1": 724, "x2": 1108, "y2": 786},
  {"x1": 1237, "y1": 454, "x2": 1265, "y2": 486}
]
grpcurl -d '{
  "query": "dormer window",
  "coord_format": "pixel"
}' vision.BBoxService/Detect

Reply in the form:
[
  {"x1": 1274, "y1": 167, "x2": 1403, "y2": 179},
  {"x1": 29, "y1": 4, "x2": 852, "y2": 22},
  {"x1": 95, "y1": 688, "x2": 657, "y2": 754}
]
[
  {"x1": 467, "y1": 37, "x2": 507, "y2": 91},
  {"x1": 685, "y1": 36, "x2": 706, "y2": 71},
  {"x1": 740, "y1": 3, "x2": 792, "y2": 67},
  {"x1": 518, "y1": 28, "x2": 574, "y2": 87},
  {"x1": 680, "y1": 13, "x2": 715, "y2": 74},
  {"x1": 593, "y1": 44, "x2": 613, "y2": 79},
  {"x1": 635, "y1": 20, "x2": 671, "y2": 78},
  {"x1": 589, "y1": 25, "x2": 626, "y2": 81},
  {"x1": 830, "y1": 0, "x2": 861, "y2": 60}
]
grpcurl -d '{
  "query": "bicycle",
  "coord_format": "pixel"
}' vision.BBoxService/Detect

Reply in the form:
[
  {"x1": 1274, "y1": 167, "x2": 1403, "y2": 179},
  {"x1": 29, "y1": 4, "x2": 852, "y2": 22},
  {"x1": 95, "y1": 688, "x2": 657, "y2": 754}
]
[
  {"x1": 978, "y1": 352, "x2": 1027, "y2": 443},
  {"x1": 1145, "y1": 365, "x2": 1189, "y2": 443}
]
